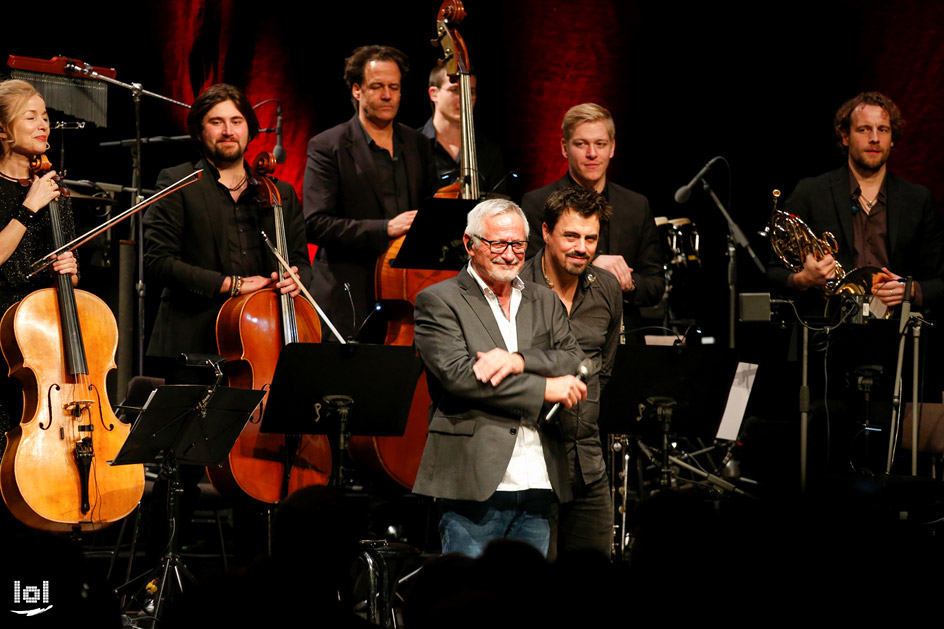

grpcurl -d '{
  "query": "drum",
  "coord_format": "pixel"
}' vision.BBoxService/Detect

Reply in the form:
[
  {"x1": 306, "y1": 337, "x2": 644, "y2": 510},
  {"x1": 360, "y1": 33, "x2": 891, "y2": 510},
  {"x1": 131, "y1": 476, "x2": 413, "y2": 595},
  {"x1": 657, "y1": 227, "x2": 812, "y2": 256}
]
[
  {"x1": 657, "y1": 217, "x2": 701, "y2": 321},
  {"x1": 665, "y1": 218, "x2": 700, "y2": 268},
  {"x1": 654, "y1": 216, "x2": 671, "y2": 266}
]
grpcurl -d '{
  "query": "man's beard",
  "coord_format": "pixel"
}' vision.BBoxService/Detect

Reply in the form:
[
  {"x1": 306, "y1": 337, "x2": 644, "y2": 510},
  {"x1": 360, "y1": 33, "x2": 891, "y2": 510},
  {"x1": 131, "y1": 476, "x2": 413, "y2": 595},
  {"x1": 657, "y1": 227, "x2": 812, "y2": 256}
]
[
  {"x1": 206, "y1": 142, "x2": 245, "y2": 166},
  {"x1": 851, "y1": 148, "x2": 889, "y2": 175},
  {"x1": 486, "y1": 260, "x2": 521, "y2": 283},
  {"x1": 563, "y1": 256, "x2": 590, "y2": 276}
]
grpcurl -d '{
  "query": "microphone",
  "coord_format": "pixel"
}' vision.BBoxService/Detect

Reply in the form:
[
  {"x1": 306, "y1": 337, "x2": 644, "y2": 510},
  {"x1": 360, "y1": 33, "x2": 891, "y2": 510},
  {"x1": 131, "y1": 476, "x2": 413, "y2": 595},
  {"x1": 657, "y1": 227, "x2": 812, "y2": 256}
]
[
  {"x1": 544, "y1": 358, "x2": 595, "y2": 422},
  {"x1": 355, "y1": 303, "x2": 383, "y2": 342},
  {"x1": 674, "y1": 156, "x2": 723, "y2": 204},
  {"x1": 273, "y1": 103, "x2": 286, "y2": 164}
]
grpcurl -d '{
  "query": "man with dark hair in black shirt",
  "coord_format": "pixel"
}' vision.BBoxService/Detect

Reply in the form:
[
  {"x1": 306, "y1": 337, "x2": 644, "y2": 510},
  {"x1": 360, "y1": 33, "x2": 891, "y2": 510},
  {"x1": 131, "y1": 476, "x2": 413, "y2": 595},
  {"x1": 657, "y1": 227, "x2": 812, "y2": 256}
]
[
  {"x1": 145, "y1": 83, "x2": 309, "y2": 365},
  {"x1": 520, "y1": 186, "x2": 622, "y2": 559},
  {"x1": 143, "y1": 83, "x2": 310, "y2": 562},
  {"x1": 304, "y1": 45, "x2": 436, "y2": 341}
]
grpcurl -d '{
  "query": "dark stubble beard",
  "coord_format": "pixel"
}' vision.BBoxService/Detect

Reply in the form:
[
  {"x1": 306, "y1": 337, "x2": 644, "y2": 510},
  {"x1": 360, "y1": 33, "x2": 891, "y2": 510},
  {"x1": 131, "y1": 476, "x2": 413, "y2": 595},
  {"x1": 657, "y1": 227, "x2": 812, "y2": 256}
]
[
  {"x1": 850, "y1": 148, "x2": 889, "y2": 176},
  {"x1": 205, "y1": 142, "x2": 245, "y2": 168}
]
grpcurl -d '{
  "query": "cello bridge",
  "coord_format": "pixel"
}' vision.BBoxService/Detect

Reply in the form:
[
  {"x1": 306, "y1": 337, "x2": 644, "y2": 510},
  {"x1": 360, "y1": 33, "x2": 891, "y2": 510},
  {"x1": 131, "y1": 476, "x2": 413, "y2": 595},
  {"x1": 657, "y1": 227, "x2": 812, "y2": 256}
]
[{"x1": 63, "y1": 400, "x2": 94, "y2": 416}]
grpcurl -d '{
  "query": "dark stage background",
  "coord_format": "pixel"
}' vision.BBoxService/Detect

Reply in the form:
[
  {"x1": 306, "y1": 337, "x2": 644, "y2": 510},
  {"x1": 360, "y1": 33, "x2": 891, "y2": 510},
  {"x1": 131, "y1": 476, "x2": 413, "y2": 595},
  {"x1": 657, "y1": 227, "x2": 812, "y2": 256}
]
[{"x1": 3, "y1": 0, "x2": 943, "y2": 354}]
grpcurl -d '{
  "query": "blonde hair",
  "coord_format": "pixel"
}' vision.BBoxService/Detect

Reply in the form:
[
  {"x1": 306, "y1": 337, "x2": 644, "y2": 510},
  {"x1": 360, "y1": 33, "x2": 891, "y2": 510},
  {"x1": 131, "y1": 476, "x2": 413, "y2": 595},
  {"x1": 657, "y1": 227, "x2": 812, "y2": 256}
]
[
  {"x1": 0, "y1": 79, "x2": 41, "y2": 156},
  {"x1": 561, "y1": 103, "x2": 615, "y2": 143}
]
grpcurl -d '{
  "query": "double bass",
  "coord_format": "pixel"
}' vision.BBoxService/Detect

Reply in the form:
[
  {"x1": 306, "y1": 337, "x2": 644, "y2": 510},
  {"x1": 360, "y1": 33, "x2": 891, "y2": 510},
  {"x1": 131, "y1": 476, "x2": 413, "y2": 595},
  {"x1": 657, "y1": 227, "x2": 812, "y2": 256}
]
[
  {"x1": 351, "y1": 0, "x2": 480, "y2": 488},
  {"x1": 211, "y1": 152, "x2": 331, "y2": 502},
  {"x1": 0, "y1": 155, "x2": 144, "y2": 531}
]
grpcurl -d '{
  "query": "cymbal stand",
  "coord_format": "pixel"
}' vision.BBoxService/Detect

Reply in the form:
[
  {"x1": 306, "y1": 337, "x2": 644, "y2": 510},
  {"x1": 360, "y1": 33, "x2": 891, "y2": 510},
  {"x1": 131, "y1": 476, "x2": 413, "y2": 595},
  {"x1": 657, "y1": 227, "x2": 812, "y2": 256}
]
[{"x1": 885, "y1": 278, "x2": 932, "y2": 475}]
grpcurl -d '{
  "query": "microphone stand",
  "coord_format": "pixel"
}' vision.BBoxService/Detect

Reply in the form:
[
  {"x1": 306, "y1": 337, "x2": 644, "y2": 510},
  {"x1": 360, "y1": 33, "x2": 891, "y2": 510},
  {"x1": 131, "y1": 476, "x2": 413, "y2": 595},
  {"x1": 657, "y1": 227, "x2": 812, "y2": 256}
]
[
  {"x1": 698, "y1": 179, "x2": 765, "y2": 349},
  {"x1": 884, "y1": 277, "x2": 930, "y2": 475},
  {"x1": 82, "y1": 66, "x2": 191, "y2": 380}
]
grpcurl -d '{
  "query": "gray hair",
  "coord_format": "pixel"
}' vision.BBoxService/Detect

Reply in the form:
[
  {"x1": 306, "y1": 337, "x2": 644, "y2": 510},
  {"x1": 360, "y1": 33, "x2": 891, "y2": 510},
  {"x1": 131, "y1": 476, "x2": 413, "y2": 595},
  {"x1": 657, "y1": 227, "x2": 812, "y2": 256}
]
[{"x1": 465, "y1": 199, "x2": 529, "y2": 240}]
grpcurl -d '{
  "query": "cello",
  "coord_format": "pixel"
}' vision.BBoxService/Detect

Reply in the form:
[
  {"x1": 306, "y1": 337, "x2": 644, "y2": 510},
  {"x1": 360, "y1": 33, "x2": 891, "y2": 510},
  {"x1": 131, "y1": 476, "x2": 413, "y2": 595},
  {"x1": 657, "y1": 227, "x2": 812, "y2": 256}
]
[
  {"x1": 0, "y1": 155, "x2": 144, "y2": 531},
  {"x1": 351, "y1": 0, "x2": 480, "y2": 488},
  {"x1": 211, "y1": 152, "x2": 331, "y2": 503}
]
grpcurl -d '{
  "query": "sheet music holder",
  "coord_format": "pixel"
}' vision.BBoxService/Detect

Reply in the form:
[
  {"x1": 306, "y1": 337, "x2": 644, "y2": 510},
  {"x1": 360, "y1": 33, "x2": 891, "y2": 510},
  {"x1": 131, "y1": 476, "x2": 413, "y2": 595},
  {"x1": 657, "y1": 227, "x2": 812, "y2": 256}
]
[
  {"x1": 388, "y1": 196, "x2": 476, "y2": 269},
  {"x1": 110, "y1": 384, "x2": 264, "y2": 467},
  {"x1": 599, "y1": 345, "x2": 738, "y2": 442},
  {"x1": 262, "y1": 342, "x2": 424, "y2": 437}
]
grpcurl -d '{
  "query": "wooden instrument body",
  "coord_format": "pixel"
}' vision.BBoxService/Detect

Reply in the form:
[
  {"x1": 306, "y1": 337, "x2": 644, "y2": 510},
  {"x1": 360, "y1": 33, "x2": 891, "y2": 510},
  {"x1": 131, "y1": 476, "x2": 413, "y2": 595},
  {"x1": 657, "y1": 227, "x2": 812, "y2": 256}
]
[
  {"x1": 212, "y1": 286, "x2": 331, "y2": 502},
  {"x1": 352, "y1": 0, "x2": 475, "y2": 490},
  {"x1": 210, "y1": 152, "x2": 331, "y2": 502},
  {"x1": 0, "y1": 288, "x2": 144, "y2": 531},
  {"x1": 345, "y1": 236, "x2": 457, "y2": 488}
]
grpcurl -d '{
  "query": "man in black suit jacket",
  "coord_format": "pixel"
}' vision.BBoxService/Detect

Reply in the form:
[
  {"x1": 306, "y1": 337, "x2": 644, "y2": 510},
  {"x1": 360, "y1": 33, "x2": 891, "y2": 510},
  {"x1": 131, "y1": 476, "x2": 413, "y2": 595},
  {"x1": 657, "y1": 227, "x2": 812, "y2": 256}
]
[
  {"x1": 304, "y1": 45, "x2": 436, "y2": 341},
  {"x1": 412, "y1": 199, "x2": 586, "y2": 557},
  {"x1": 145, "y1": 83, "x2": 309, "y2": 364},
  {"x1": 143, "y1": 83, "x2": 309, "y2": 562},
  {"x1": 767, "y1": 92, "x2": 944, "y2": 313},
  {"x1": 521, "y1": 104, "x2": 663, "y2": 340}
]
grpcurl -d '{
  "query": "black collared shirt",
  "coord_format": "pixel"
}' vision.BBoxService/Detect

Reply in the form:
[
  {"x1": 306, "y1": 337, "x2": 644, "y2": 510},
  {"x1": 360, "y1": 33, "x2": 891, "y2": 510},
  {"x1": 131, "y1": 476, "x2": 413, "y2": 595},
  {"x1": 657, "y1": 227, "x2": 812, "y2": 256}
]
[
  {"x1": 359, "y1": 122, "x2": 411, "y2": 219},
  {"x1": 207, "y1": 161, "x2": 268, "y2": 279},
  {"x1": 520, "y1": 251, "x2": 623, "y2": 484}
]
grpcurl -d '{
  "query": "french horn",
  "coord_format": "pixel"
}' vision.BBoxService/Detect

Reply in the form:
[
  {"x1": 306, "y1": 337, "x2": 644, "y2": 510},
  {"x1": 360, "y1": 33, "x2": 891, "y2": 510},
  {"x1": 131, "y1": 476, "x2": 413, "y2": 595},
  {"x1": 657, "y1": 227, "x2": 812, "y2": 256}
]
[{"x1": 768, "y1": 189, "x2": 886, "y2": 313}]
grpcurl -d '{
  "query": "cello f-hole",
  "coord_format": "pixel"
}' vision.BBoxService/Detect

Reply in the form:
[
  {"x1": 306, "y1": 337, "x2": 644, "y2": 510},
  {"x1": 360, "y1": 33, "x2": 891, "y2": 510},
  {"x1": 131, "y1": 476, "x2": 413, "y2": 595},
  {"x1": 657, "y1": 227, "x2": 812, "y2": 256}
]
[
  {"x1": 42, "y1": 383, "x2": 61, "y2": 430},
  {"x1": 91, "y1": 385, "x2": 113, "y2": 430}
]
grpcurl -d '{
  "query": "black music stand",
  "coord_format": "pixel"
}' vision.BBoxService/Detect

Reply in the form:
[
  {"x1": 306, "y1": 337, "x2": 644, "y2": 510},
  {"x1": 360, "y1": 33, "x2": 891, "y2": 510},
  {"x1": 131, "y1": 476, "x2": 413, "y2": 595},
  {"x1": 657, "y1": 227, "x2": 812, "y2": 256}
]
[
  {"x1": 263, "y1": 342, "x2": 424, "y2": 487},
  {"x1": 387, "y1": 197, "x2": 475, "y2": 270},
  {"x1": 112, "y1": 383, "x2": 264, "y2": 625},
  {"x1": 600, "y1": 345, "x2": 738, "y2": 443},
  {"x1": 600, "y1": 346, "x2": 751, "y2": 492}
]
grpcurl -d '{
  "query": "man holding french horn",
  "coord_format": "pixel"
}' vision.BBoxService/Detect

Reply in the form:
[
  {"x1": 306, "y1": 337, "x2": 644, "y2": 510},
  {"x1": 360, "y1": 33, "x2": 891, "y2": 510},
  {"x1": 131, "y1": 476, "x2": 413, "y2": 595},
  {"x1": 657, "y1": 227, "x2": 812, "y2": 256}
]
[{"x1": 767, "y1": 91, "x2": 944, "y2": 313}]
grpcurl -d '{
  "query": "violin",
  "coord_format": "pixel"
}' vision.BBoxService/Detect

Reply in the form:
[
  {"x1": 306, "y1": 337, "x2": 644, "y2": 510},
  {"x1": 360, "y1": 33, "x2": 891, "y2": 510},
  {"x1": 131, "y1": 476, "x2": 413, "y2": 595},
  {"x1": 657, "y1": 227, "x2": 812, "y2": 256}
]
[
  {"x1": 0, "y1": 155, "x2": 144, "y2": 531},
  {"x1": 357, "y1": 0, "x2": 478, "y2": 488},
  {"x1": 211, "y1": 152, "x2": 331, "y2": 502}
]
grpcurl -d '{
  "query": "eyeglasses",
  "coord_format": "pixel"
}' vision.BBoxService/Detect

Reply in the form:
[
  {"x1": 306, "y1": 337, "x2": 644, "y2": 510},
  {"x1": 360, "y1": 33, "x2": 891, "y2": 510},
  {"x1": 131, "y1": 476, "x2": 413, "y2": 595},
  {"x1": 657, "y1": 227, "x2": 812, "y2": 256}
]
[{"x1": 473, "y1": 236, "x2": 528, "y2": 255}]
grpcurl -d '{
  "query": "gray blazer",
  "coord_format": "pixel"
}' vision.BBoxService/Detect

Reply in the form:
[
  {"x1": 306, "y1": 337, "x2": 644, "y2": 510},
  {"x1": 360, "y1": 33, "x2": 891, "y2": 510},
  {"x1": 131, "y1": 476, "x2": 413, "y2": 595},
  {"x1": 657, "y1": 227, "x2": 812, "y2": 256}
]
[{"x1": 411, "y1": 269, "x2": 583, "y2": 502}]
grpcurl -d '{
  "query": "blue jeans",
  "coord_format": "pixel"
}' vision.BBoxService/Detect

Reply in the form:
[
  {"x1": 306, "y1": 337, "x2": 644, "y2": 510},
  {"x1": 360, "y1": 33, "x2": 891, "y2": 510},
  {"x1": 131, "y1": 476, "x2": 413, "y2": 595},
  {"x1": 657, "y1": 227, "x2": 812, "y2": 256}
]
[{"x1": 438, "y1": 489, "x2": 554, "y2": 558}]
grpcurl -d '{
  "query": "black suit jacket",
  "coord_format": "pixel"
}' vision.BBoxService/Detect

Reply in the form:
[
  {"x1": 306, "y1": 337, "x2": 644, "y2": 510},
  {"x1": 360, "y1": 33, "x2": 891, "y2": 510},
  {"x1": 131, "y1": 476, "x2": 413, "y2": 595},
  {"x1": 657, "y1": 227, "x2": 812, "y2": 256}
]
[
  {"x1": 411, "y1": 269, "x2": 583, "y2": 502},
  {"x1": 767, "y1": 165, "x2": 944, "y2": 309},
  {"x1": 303, "y1": 115, "x2": 436, "y2": 339},
  {"x1": 144, "y1": 158, "x2": 312, "y2": 358}
]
